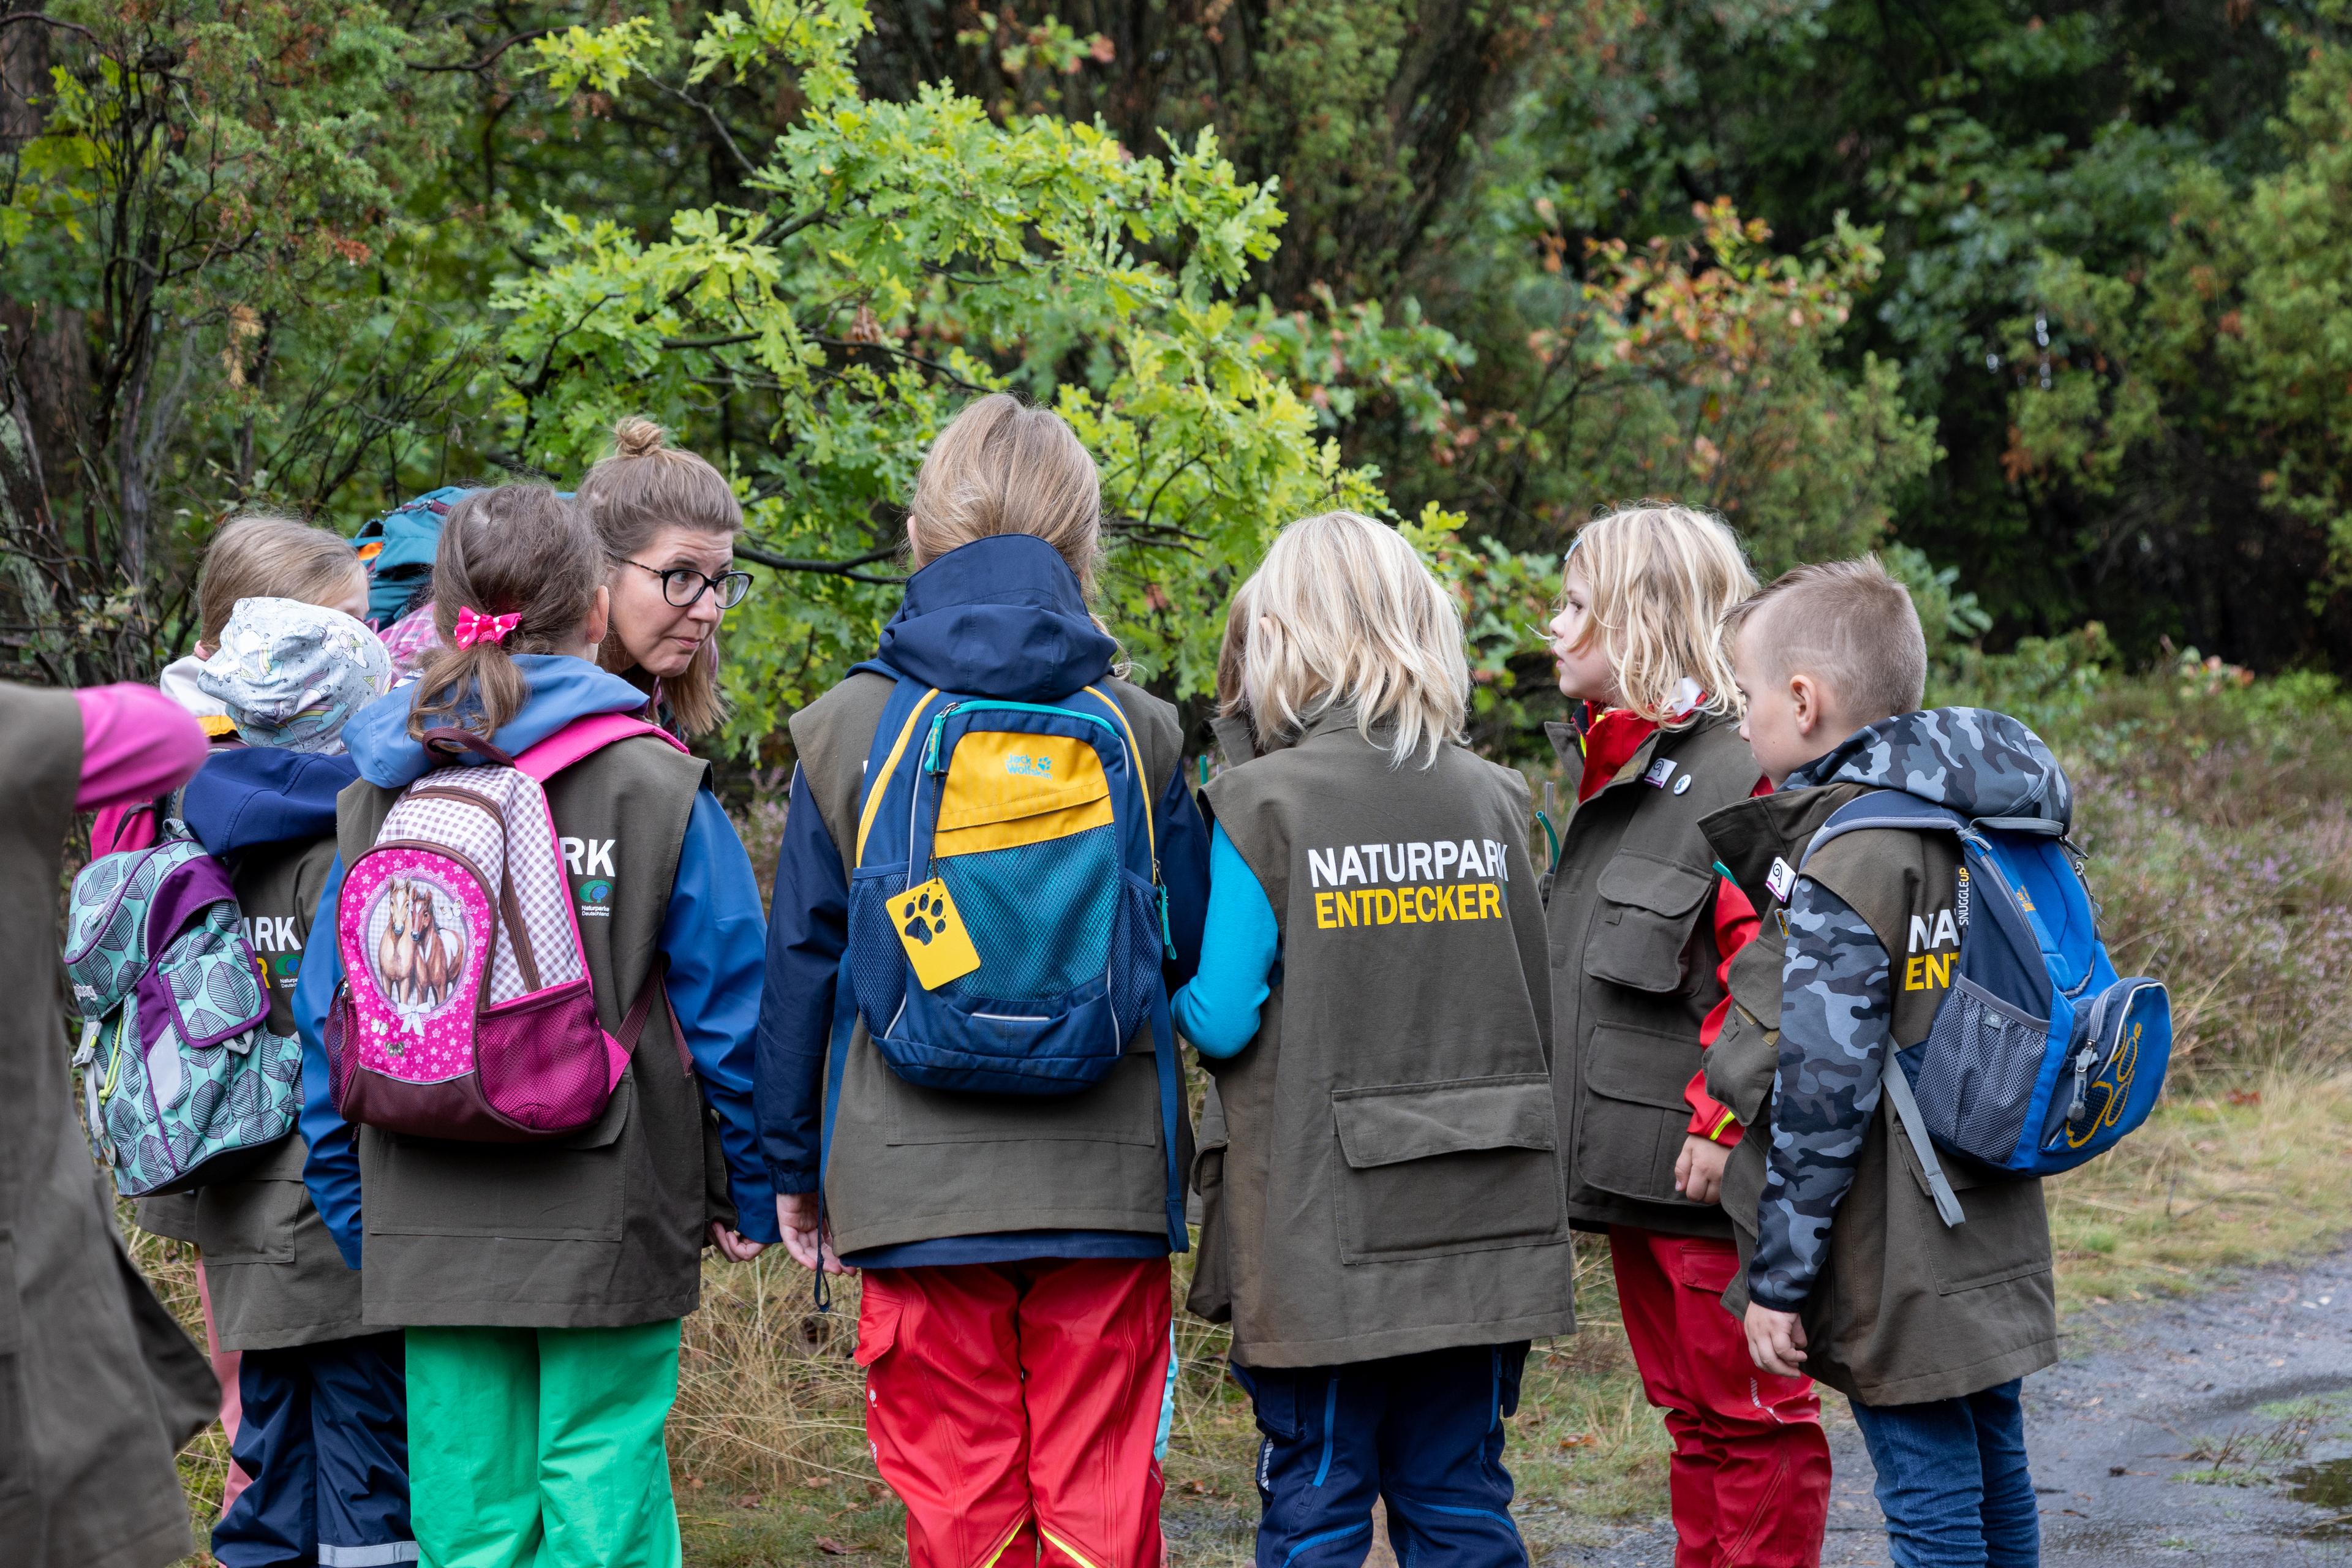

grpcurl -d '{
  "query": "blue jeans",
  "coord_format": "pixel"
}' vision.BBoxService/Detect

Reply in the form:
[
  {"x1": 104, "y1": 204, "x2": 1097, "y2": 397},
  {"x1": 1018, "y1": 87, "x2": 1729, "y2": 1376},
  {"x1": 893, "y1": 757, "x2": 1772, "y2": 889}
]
[
  {"x1": 1235, "y1": 1344, "x2": 1528, "y2": 1568},
  {"x1": 1848, "y1": 1379, "x2": 2038, "y2": 1568}
]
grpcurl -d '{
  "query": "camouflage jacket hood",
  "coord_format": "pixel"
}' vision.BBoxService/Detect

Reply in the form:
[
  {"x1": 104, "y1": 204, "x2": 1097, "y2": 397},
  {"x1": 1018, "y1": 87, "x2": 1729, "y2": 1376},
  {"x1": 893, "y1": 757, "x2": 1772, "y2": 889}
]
[{"x1": 1784, "y1": 707, "x2": 2071, "y2": 831}]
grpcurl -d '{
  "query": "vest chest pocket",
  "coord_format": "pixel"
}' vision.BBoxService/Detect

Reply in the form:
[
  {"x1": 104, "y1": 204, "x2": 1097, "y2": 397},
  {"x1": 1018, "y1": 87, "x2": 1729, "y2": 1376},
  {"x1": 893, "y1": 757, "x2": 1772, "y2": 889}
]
[
  {"x1": 1331, "y1": 1076, "x2": 1564, "y2": 1264},
  {"x1": 1586, "y1": 854, "x2": 1713, "y2": 994}
]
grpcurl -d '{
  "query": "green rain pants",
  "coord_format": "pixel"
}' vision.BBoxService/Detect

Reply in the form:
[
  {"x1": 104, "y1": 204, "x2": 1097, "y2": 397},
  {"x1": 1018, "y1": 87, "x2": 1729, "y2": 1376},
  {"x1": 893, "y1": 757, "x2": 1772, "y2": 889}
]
[{"x1": 405, "y1": 1321, "x2": 684, "y2": 1568}]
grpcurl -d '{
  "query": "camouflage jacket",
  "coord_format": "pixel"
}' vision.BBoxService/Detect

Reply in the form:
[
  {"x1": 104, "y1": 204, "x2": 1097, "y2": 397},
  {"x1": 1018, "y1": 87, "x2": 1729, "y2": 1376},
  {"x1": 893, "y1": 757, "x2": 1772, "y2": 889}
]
[{"x1": 1749, "y1": 707, "x2": 2072, "y2": 1313}]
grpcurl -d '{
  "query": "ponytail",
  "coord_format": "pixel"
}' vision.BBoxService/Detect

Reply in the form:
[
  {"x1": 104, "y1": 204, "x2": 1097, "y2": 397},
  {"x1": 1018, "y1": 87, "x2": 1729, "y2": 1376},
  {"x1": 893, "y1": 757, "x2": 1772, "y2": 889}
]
[{"x1": 407, "y1": 485, "x2": 605, "y2": 741}]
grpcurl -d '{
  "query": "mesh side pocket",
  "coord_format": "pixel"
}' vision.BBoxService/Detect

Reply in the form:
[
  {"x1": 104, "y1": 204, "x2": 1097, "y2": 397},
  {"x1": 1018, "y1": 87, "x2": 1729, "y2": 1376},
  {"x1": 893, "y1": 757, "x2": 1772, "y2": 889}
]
[
  {"x1": 938, "y1": 824, "x2": 1120, "y2": 1001},
  {"x1": 848, "y1": 870, "x2": 911, "y2": 1035},
  {"x1": 1107, "y1": 875, "x2": 1162, "y2": 1041},
  {"x1": 1911, "y1": 978, "x2": 2048, "y2": 1164}
]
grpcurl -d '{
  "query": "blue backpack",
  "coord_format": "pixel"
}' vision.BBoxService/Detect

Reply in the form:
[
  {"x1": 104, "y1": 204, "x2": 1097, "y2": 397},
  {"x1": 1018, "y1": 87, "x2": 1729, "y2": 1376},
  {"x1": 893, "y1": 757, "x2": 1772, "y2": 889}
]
[
  {"x1": 1801, "y1": 791, "x2": 2171, "y2": 1226},
  {"x1": 824, "y1": 665, "x2": 1186, "y2": 1247},
  {"x1": 350, "y1": 486, "x2": 470, "y2": 627}
]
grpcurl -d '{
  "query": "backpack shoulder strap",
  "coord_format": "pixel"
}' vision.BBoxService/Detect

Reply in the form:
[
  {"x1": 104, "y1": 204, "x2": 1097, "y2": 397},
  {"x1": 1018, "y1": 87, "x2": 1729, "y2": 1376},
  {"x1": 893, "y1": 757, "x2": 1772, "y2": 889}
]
[
  {"x1": 1798, "y1": 789, "x2": 1967, "y2": 873},
  {"x1": 513, "y1": 714, "x2": 689, "y2": 782},
  {"x1": 1076, "y1": 684, "x2": 1156, "y2": 873},
  {"x1": 852, "y1": 675, "x2": 945, "y2": 869}
]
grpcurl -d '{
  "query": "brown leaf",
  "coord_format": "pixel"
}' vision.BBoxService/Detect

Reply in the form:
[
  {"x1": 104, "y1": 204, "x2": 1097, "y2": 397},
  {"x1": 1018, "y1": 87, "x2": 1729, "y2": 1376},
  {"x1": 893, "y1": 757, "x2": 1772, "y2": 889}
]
[{"x1": 816, "y1": 1538, "x2": 851, "y2": 1556}]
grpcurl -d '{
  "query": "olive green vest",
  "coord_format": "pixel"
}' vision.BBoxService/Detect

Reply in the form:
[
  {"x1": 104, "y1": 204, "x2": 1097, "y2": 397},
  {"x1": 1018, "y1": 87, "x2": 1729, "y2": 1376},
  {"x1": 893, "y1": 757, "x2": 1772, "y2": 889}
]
[
  {"x1": 187, "y1": 837, "x2": 363, "y2": 1349},
  {"x1": 1191, "y1": 712, "x2": 1576, "y2": 1368},
  {"x1": 0, "y1": 684, "x2": 216, "y2": 1568},
  {"x1": 1699, "y1": 787, "x2": 2060, "y2": 1407},
  {"x1": 337, "y1": 734, "x2": 720, "y2": 1329},
  {"x1": 1544, "y1": 714, "x2": 1760, "y2": 1237},
  {"x1": 790, "y1": 672, "x2": 1192, "y2": 1256}
]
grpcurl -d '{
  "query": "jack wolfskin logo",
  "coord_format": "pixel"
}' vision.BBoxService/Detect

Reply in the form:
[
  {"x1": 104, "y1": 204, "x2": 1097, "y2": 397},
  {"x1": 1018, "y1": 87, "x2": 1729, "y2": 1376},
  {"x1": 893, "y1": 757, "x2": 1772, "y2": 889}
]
[{"x1": 1005, "y1": 753, "x2": 1054, "y2": 776}]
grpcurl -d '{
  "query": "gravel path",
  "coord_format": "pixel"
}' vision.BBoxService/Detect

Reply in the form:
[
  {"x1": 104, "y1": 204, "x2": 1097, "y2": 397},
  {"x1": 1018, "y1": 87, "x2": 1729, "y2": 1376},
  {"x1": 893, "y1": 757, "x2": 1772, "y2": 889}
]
[{"x1": 1547, "y1": 1244, "x2": 2352, "y2": 1566}]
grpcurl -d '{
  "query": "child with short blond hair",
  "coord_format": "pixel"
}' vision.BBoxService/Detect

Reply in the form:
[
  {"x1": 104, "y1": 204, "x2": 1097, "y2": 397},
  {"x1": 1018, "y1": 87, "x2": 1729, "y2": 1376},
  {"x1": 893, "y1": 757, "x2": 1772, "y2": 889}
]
[
  {"x1": 1542, "y1": 503, "x2": 1831, "y2": 1568},
  {"x1": 1709, "y1": 554, "x2": 2061, "y2": 1568}
]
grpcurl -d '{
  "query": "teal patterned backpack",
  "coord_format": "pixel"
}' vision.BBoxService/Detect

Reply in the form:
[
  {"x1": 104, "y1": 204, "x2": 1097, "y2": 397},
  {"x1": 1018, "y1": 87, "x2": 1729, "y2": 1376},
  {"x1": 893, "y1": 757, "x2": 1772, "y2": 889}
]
[{"x1": 64, "y1": 829, "x2": 303, "y2": 1197}]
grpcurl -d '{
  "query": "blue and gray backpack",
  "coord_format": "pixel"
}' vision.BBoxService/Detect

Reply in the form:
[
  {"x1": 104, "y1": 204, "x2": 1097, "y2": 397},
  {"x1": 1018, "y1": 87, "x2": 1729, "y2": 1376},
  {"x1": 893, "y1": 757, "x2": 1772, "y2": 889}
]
[
  {"x1": 826, "y1": 663, "x2": 1185, "y2": 1248},
  {"x1": 1801, "y1": 791, "x2": 2171, "y2": 1226},
  {"x1": 350, "y1": 485, "x2": 470, "y2": 627},
  {"x1": 64, "y1": 829, "x2": 303, "y2": 1197}
]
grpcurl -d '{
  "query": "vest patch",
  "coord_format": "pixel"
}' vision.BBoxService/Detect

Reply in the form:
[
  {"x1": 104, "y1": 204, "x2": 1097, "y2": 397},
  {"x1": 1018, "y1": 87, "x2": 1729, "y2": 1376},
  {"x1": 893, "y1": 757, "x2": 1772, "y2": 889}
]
[
  {"x1": 1306, "y1": 833, "x2": 1510, "y2": 932},
  {"x1": 562, "y1": 837, "x2": 619, "y2": 916},
  {"x1": 1765, "y1": 856, "x2": 1796, "y2": 902},
  {"x1": 1643, "y1": 757, "x2": 1677, "y2": 788},
  {"x1": 239, "y1": 915, "x2": 305, "y2": 990}
]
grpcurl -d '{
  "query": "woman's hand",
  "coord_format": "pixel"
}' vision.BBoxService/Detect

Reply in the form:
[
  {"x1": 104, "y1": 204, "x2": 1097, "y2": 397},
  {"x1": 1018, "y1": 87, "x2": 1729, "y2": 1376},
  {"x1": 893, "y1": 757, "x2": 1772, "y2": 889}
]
[{"x1": 777, "y1": 1192, "x2": 850, "y2": 1275}]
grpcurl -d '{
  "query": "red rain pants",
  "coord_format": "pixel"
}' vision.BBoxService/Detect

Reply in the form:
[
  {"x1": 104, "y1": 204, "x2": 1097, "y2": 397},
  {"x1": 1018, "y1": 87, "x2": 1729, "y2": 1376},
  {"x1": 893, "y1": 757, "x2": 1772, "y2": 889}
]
[
  {"x1": 1611, "y1": 1228, "x2": 1831, "y2": 1567},
  {"x1": 858, "y1": 1257, "x2": 1170, "y2": 1568}
]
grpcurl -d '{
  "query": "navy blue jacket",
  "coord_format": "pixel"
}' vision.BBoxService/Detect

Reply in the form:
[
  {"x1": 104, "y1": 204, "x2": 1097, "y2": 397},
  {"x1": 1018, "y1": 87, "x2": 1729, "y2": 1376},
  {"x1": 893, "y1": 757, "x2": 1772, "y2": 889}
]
[{"x1": 753, "y1": 535, "x2": 1210, "y2": 1265}]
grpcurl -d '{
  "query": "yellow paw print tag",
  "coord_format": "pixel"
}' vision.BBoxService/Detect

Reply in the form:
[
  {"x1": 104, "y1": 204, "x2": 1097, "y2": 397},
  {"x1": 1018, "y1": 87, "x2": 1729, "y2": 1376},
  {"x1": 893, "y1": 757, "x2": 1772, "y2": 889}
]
[{"x1": 889, "y1": 877, "x2": 982, "y2": 990}]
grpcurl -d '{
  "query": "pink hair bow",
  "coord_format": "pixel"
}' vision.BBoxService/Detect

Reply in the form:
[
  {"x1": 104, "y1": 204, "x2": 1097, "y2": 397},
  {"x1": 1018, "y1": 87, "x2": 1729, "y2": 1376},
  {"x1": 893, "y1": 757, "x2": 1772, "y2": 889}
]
[{"x1": 452, "y1": 606, "x2": 521, "y2": 649}]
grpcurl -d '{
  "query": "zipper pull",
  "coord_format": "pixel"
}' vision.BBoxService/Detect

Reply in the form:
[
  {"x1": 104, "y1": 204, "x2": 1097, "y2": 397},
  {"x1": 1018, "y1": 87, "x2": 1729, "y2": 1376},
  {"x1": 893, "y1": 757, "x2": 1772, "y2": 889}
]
[
  {"x1": 1158, "y1": 884, "x2": 1176, "y2": 962},
  {"x1": 922, "y1": 709, "x2": 952, "y2": 775},
  {"x1": 2066, "y1": 1046, "x2": 2097, "y2": 1123}
]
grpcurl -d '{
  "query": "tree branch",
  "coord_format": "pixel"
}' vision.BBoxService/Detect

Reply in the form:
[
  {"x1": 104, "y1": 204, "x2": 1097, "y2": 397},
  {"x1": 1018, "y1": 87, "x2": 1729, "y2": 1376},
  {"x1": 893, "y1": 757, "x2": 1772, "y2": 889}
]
[
  {"x1": 734, "y1": 540, "x2": 905, "y2": 585},
  {"x1": 0, "y1": 11, "x2": 96, "y2": 43},
  {"x1": 406, "y1": 28, "x2": 551, "y2": 74}
]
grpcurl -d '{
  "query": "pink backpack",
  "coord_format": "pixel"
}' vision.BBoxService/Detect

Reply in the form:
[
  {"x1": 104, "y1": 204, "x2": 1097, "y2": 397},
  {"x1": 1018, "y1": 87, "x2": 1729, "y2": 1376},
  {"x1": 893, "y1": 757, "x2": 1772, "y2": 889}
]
[{"x1": 324, "y1": 714, "x2": 688, "y2": 1142}]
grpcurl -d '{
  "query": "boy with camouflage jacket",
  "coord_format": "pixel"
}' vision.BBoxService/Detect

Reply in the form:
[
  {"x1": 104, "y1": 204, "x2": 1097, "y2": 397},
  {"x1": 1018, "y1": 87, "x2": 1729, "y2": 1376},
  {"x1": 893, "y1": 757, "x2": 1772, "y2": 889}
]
[{"x1": 1701, "y1": 559, "x2": 2062, "y2": 1568}]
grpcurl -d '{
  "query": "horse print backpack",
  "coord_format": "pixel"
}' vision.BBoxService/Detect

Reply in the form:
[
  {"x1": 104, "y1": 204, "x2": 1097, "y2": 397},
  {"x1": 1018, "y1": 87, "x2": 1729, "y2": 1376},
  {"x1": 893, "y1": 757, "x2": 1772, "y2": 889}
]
[
  {"x1": 325, "y1": 713, "x2": 690, "y2": 1142},
  {"x1": 64, "y1": 827, "x2": 302, "y2": 1197}
]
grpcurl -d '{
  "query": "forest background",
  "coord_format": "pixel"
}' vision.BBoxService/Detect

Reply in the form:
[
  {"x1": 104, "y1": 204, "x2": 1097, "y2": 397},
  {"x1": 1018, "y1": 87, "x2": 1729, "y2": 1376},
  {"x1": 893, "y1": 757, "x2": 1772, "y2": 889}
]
[
  {"x1": 18, "y1": 1, "x2": 2352, "y2": 1560},
  {"x1": 10, "y1": 0, "x2": 2352, "y2": 747}
]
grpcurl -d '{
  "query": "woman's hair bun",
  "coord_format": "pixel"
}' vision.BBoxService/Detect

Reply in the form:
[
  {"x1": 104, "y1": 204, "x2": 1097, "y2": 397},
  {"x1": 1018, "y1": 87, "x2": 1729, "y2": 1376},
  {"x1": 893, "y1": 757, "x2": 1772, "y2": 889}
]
[{"x1": 612, "y1": 416, "x2": 668, "y2": 459}]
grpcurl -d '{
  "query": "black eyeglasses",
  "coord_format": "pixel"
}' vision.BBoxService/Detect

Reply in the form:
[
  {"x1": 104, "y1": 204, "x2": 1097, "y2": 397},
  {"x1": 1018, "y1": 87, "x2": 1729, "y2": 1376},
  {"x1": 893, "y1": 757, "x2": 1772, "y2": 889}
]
[{"x1": 612, "y1": 555, "x2": 753, "y2": 610}]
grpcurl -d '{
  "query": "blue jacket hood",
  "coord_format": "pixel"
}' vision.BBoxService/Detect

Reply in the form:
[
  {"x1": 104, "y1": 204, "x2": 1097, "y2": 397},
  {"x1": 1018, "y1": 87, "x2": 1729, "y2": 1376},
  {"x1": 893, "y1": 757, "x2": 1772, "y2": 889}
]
[
  {"x1": 876, "y1": 535, "x2": 1115, "y2": 703},
  {"x1": 343, "y1": 654, "x2": 653, "y2": 789},
  {"x1": 181, "y1": 747, "x2": 360, "y2": 854},
  {"x1": 1787, "y1": 707, "x2": 2073, "y2": 829}
]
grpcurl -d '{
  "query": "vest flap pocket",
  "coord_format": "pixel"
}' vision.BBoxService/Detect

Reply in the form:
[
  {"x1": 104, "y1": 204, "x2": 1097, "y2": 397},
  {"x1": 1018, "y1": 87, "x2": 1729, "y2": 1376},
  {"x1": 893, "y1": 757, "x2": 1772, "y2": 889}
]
[
  {"x1": 1585, "y1": 1025, "x2": 1703, "y2": 1112},
  {"x1": 1893, "y1": 1120, "x2": 2054, "y2": 1294},
  {"x1": 368, "y1": 1077, "x2": 631, "y2": 1242},
  {"x1": 1703, "y1": 1006, "x2": 1779, "y2": 1126},
  {"x1": 1588, "y1": 854, "x2": 1713, "y2": 992},
  {"x1": 194, "y1": 1177, "x2": 304, "y2": 1265},
  {"x1": 1577, "y1": 1022, "x2": 1705, "y2": 1207},
  {"x1": 1332, "y1": 1076, "x2": 1557, "y2": 1169},
  {"x1": 1332, "y1": 1077, "x2": 1566, "y2": 1264}
]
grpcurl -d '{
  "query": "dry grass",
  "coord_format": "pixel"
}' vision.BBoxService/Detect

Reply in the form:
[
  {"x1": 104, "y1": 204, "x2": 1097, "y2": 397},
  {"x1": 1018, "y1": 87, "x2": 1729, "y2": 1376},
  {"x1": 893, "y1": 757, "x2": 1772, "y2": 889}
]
[{"x1": 142, "y1": 673, "x2": 2352, "y2": 1564}]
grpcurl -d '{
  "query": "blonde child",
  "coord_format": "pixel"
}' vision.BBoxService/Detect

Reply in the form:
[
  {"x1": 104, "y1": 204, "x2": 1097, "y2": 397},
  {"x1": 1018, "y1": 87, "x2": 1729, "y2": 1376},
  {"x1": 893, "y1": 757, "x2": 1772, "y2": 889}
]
[
  {"x1": 1542, "y1": 505, "x2": 1829, "y2": 1567},
  {"x1": 755, "y1": 394, "x2": 1211, "y2": 1568},
  {"x1": 1174, "y1": 511, "x2": 1574, "y2": 1566}
]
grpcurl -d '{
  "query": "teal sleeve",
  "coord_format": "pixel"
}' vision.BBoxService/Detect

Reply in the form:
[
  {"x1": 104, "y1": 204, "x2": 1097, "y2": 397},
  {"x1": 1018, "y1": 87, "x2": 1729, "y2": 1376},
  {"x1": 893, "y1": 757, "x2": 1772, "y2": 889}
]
[{"x1": 1170, "y1": 823, "x2": 1278, "y2": 1059}]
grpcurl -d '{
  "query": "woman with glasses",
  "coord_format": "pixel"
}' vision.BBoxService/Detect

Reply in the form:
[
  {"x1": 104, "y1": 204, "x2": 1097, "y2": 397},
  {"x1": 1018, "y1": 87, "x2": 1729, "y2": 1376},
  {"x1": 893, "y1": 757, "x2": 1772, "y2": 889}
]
[{"x1": 575, "y1": 417, "x2": 756, "y2": 739}]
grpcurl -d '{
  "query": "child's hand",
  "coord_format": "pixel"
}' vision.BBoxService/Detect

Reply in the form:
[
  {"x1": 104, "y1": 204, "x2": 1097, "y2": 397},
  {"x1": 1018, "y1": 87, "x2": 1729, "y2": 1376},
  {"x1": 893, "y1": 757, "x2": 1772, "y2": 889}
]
[
  {"x1": 776, "y1": 1192, "x2": 850, "y2": 1276},
  {"x1": 707, "y1": 1223, "x2": 766, "y2": 1262},
  {"x1": 1675, "y1": 1135, "x2": 1730, "y2": 1205},
  {"x1": 1744, "y1": 1304, "x2": 1808, "y2": 1376}
]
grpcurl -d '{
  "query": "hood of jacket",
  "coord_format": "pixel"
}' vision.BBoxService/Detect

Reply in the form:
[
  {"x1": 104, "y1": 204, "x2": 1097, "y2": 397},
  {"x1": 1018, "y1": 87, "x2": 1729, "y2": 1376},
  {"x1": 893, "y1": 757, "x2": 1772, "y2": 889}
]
[
  {"x1": 343, "y1": 654, "x2": 653, "y2": 790},
  {"x1": 181, "y1": 747, "x2": 361, "y2": 855},
  {"x1": 1784, "y1": 707, "x2": 2071, "y2": 829},
  {"x1": 875, "y1": 534, "x2": 1115, "y2": 703}
]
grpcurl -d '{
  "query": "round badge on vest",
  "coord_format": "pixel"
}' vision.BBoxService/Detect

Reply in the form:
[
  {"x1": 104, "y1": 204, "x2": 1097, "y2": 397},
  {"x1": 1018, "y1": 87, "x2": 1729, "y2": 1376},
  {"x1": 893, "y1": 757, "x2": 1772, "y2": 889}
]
[{"x1": 1674, "y1": 775, "x2": 1693, "y2": 794}]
